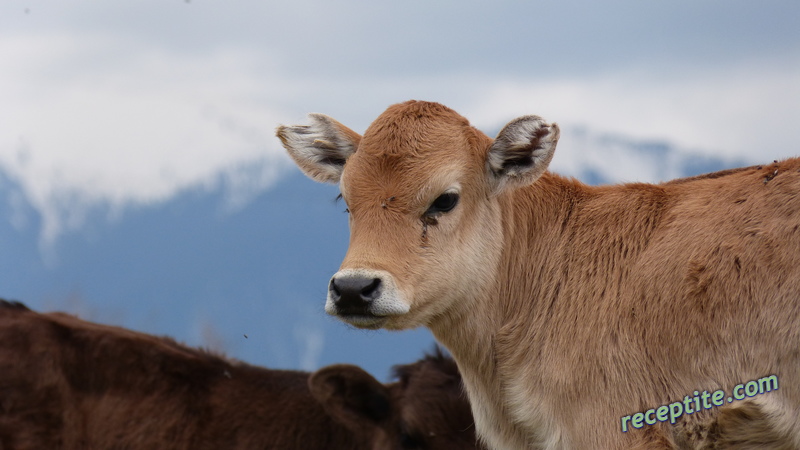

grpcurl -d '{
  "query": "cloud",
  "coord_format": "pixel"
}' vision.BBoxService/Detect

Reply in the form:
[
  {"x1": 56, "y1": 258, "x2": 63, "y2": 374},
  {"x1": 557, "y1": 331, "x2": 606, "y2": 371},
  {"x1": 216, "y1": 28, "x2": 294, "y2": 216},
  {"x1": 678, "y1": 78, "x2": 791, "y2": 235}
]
[
  {"x1": 461, "y1": 59, "x2": 800, "y2": 163},
  {"x1": 2, "y1": 0, "x2": 798, "y2": 247},
  {"x1": 0, "y1": 33, "x2": 293, "y2": 245}
]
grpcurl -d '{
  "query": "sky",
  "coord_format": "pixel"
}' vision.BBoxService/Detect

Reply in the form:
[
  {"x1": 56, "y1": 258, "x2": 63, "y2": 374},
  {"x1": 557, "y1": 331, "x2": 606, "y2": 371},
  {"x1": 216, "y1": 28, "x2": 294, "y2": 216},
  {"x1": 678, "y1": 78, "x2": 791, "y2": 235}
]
[
  {"x1": 1, "y1": 2, "x2": 799, "y2": 370},
  {"x1": 2, "y1": 1, "x2": 799, "y2": 242}
]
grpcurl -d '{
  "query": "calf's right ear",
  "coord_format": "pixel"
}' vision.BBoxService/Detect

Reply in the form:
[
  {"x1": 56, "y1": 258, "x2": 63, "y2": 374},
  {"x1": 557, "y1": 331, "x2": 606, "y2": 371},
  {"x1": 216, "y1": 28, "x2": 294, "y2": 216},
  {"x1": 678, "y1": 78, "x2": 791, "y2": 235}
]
[
  {"x1": 309, "y1": 364, "x2": 391, "y2": 430},
  {"x1": 276, "y1": 114, "x2": 362, "y2": 184}
]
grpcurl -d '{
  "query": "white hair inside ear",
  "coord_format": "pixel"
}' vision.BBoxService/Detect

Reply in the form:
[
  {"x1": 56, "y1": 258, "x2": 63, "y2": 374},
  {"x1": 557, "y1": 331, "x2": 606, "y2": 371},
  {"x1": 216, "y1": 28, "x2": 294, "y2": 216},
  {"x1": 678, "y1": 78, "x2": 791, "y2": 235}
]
[
  {"x1": 276, "y1": 114, "x2": 362, "y2": 184},
  {"x1": 487, "y1": 115, "x2": 559, "y2": 194}
]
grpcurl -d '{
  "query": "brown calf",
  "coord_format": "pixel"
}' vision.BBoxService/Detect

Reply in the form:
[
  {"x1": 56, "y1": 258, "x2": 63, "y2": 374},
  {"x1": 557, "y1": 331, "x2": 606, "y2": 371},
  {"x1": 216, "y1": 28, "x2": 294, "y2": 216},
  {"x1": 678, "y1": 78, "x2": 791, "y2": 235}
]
[
  {"x1": 0, "y1": 299, "x2": 478, "y2": 450},
  {"x1": 278, "y1": 100, "x2": 800, "y2": 449}
]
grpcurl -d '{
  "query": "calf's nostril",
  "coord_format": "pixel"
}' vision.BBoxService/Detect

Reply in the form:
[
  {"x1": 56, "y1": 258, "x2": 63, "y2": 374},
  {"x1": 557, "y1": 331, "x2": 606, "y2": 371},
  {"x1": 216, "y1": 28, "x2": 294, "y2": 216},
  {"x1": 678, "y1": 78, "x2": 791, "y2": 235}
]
[
  {"x1": 362, "y1": 278, "x2": 381, "y2": 299},
  {"x1": 329, "y1": 279, "x2": 341, "y2": 297}
]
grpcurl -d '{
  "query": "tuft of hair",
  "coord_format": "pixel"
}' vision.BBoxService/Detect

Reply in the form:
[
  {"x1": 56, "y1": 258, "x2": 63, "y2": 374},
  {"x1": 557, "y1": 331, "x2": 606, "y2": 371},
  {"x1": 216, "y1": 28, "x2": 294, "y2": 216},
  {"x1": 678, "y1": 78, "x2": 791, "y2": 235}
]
[
  {"x1": 0, "y1": 298, "x2": 30, "y2": 311},
  {"x1": 390, "y1": 346, "x2": 460, "y2": 384}
]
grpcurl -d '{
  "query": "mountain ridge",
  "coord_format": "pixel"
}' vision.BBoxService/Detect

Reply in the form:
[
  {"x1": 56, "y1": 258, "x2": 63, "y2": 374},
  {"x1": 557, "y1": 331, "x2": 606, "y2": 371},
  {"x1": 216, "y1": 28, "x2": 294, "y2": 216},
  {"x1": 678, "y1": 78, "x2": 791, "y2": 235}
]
[{"x1": 0, "y1": 132, "x2": 749, "y2": 378}]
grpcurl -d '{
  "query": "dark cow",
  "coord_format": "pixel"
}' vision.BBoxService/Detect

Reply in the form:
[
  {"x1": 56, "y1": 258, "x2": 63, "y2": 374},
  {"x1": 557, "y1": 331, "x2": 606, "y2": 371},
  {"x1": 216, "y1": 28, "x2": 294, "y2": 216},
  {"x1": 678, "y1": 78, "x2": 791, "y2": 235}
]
[{"x1": 0, "y1": 299, "x2": 478, "y2": 449}]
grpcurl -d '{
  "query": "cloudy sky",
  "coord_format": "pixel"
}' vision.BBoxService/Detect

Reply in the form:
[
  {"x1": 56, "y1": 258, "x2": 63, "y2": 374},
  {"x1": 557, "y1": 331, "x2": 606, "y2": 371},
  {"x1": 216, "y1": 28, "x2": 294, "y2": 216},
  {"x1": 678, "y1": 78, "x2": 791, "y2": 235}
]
[{"x1": 1, "y1": 0, "x2": 799, "y2": 242}]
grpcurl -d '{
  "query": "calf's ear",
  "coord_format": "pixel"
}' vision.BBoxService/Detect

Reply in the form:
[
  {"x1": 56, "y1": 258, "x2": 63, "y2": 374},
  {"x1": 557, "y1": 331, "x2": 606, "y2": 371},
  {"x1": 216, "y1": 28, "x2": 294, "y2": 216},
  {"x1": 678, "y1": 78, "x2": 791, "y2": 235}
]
[
  {"x1": 487, "y1": 115, "x2": 559, "y2": 194},
  {"x1": 309, "y1": 364, "x2": 391, "y2": 429},
  {"x1": 276, "y1": 114, "x2": 361, "y2": 183}
]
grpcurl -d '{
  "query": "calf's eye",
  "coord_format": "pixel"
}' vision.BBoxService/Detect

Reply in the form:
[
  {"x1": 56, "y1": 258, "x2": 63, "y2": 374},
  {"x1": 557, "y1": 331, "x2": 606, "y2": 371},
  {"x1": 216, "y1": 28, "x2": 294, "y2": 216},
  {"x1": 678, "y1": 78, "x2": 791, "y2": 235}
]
[{"x1": 425, "y1": 192, "x2": 459, "y2": 216}]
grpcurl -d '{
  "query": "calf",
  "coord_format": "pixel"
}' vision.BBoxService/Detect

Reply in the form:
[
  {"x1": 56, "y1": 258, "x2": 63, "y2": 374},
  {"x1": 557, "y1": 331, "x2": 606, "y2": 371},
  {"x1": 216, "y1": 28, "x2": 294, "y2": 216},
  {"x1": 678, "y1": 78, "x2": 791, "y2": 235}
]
[
  {"x1": 0, "y1": 299, "x2": 478, "y2": 450},
  {"x1": 278, "y1": 100, "x2": 800, "y2": 449}
]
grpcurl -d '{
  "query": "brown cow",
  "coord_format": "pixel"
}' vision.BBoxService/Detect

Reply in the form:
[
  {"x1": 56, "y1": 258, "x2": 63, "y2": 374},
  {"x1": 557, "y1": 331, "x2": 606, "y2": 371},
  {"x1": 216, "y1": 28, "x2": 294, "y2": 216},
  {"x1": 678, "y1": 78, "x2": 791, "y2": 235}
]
[
  {"x1": 0, "y1": 299, "x2": 479, "y2": 450},
  {"x1": 277, "y1": 100, "x2": 800, "y2": 449}
]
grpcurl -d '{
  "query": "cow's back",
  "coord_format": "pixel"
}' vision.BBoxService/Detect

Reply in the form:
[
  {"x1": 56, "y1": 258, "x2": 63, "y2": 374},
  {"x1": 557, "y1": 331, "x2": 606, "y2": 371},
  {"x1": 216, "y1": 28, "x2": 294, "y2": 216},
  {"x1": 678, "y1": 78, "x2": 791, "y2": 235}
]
[{"x1": 0, "y1": 300, "x2": 361, "y2": 450}]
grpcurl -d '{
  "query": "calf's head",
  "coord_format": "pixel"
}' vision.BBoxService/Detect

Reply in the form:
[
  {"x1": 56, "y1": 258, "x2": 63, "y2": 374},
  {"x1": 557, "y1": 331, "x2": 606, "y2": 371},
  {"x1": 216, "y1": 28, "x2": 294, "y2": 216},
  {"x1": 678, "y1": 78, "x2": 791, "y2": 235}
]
[
  {"x1": 309, "y1": 351, "x2": 478, "y2": 449},
  {"x1": 277, "y1": 100, "x2": 559, "y2": 330}
]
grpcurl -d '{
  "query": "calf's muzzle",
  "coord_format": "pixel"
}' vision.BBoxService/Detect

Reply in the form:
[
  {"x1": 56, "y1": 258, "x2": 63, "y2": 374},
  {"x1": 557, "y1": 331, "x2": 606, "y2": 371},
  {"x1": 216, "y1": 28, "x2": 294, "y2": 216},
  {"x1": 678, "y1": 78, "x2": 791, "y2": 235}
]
[{"x1": 329, "y1": 275, "x2": 382, "y2": 315}]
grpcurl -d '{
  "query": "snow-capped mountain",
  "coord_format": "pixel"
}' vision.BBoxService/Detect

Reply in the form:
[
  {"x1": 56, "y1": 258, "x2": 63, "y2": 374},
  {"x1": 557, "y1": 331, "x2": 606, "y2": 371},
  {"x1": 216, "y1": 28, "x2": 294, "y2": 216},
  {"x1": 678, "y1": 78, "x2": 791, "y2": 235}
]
[{"x1": 0, "y1": 130, "x2": 750, "y2": 379}]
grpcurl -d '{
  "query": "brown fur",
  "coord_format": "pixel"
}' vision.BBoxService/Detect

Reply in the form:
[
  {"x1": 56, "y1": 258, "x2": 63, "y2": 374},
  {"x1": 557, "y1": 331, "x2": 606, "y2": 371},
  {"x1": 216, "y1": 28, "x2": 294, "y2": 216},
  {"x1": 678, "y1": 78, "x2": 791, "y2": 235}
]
[
  {"x1": 278, "y1": 100, "x2": 800, "y2": 449},
  {"x1": 0, "y1": 299, "x2": 480, "y2": 450}
]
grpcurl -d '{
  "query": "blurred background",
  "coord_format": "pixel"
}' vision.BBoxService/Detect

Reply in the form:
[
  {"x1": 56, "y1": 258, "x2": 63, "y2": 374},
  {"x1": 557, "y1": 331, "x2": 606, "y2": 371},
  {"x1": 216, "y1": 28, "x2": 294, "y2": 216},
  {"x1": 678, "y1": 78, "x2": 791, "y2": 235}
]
[{"x1": 1, "y1": 1, "x2": 798, "y2": 379}]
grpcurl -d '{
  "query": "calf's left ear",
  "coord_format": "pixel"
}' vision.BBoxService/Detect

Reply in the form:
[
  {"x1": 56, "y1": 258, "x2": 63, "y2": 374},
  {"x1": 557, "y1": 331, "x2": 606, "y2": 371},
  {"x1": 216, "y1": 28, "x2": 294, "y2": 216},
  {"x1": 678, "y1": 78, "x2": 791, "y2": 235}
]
[
  {"x1": 309, "y1": 364, "x2": 391, "y2": 430},
  {"x1": 487, "y1": 115, "x2": 559, "y2": 194},
  {"x1": 276, "y1": 114, "x2": 362, "y2": 184}
]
